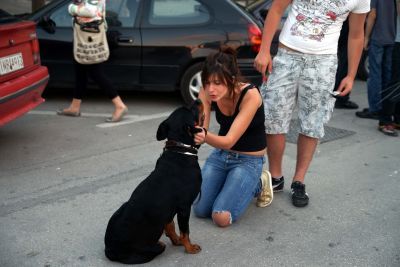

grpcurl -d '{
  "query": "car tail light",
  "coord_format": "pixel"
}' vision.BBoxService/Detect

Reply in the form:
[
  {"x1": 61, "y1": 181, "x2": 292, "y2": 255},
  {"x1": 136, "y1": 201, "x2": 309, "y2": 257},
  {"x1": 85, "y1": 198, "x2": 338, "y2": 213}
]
[
  {"x1": 248, "y1": 24, "x2": 262, "y2": 53},
  {"x1": 30, "y1": 32, "x2": 41, "y2": 65}
]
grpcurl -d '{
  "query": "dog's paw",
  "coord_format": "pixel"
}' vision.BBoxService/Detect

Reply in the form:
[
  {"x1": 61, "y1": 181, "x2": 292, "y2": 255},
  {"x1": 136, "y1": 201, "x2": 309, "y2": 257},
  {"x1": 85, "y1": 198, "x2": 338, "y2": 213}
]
[{"x1": 185, "y1": 244, "x2": 201, "y2": 254}]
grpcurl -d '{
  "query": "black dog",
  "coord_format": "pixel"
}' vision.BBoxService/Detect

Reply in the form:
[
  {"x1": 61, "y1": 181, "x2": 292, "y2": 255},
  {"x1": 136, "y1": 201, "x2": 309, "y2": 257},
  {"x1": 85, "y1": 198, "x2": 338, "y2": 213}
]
[{"x1": 104, "y1": 100, "x2": 204, "y2": 264}]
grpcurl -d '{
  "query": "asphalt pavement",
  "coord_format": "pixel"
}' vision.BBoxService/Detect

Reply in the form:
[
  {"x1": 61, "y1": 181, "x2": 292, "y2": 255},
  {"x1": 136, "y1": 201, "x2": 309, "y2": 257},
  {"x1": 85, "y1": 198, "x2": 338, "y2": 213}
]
[{"x1": 0, "y1": 80, "x2": 399, "y2": 266}]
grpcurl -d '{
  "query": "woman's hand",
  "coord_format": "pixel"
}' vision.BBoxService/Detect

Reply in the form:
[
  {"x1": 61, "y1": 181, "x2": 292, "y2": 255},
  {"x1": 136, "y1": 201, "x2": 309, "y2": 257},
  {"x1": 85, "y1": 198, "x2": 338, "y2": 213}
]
[{"x1": 194, "y1": 127, "x2": 207, "y2": 145}]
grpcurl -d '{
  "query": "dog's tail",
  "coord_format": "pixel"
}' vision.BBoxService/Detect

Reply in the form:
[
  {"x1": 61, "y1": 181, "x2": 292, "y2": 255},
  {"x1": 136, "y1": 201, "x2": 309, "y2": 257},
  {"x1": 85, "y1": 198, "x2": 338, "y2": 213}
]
[{"x1": 193, "y1": 191, "x2": 202, "y2": 205}]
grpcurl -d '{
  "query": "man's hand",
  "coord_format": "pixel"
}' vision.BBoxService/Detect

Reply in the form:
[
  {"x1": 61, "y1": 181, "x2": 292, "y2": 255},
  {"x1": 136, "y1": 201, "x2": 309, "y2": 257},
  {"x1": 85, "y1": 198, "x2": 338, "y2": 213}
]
[
  {"x1": 336, "y1": 76, "x2": 355, "y2": 96},
  {"x1": 254, "y1": 50, "x2": 272, "y2": 81}
]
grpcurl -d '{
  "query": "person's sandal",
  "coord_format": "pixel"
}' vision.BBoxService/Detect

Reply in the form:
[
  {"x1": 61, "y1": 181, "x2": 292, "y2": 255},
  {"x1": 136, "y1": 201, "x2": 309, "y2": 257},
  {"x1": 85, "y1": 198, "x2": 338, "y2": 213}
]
[
  {"x1": 257, "y1": 170, "x2": 273, "y2": 207},
  {"x1": 378, "y1": 124, "x2": 398, "y2": 137},
  {"x1": 56, "y1": 109, "x2": 81, "y2": 117},
  {"x1": 105, "y1": 107, "x2": 128, "y2": 123}
]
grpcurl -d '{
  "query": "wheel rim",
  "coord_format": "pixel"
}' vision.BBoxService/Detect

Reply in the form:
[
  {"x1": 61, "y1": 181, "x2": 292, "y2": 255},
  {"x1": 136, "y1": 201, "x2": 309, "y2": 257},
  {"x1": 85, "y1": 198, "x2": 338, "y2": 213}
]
[{"x1": 188, "y1": 71, "x2": 202, "y2": 101}]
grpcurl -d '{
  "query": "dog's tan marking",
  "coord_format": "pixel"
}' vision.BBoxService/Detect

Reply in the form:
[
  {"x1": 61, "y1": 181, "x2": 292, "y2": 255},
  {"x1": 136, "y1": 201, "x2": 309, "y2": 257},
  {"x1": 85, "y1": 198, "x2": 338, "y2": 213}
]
[
  {"x1": 164, "y1": 221, "x2": 181, "y2": 246},
  {"x1": 180, "y1": 233, "x2": 201, "y2": 254}
]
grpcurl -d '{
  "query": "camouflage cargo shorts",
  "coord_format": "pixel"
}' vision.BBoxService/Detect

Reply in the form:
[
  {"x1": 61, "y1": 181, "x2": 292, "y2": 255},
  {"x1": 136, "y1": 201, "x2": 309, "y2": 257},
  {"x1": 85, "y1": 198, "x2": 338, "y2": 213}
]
[{"x1": 261, "y1": 47, "x2": 338, "y2": 139}]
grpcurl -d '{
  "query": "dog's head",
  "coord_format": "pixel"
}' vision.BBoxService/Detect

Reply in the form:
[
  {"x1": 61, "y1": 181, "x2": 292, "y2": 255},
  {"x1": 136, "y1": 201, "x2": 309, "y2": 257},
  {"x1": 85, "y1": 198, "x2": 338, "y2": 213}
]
[{"x1": 156, "y1": 99, "x2": 204, "y2": 147}]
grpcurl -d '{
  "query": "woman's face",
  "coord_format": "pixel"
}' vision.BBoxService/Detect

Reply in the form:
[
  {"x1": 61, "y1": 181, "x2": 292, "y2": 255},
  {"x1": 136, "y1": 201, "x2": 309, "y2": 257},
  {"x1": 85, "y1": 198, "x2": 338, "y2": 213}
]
[{"x1": 203, "y1": 74, "x2": 228, "y2": 102}]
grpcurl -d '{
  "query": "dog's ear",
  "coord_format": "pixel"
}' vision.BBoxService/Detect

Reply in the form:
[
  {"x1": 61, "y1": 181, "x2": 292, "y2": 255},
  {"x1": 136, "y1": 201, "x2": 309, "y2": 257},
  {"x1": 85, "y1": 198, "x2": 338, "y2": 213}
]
[
  {"x1": 188, "y1": 99, "x2": 203, "y2": 125},
  {"x1": 156, "y1": 119, "x2": 169, "y2": 140}
]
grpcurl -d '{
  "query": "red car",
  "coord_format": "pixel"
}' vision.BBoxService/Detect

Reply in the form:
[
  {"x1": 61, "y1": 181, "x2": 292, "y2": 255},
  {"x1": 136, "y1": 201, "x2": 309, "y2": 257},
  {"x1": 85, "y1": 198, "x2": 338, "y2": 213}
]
[{"x1": 0, "y1": 9, "x2": 49, "y2": 127}]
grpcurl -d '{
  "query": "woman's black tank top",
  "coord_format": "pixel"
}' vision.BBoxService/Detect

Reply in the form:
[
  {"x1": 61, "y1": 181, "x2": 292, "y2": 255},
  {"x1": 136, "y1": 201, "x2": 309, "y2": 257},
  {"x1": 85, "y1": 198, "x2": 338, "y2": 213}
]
[{"x1": 212, "y1": 84, "x2": 267, "y2": 152}]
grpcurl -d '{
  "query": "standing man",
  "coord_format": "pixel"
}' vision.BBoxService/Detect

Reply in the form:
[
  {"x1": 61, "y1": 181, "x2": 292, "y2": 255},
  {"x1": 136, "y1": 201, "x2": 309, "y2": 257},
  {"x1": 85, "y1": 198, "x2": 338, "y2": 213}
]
[
  {"x1": 333, "y1": 18, "x2": 359, "y2": 109},
  {"x1": 356, "y1": 0, "x2": 397, "y2": 120},
  {"x1": 254, "y1": 0, "x2": 370, "y2": 207},
  {"x1": 376, "y1": 0, "x2": 399, "y2": 136}
]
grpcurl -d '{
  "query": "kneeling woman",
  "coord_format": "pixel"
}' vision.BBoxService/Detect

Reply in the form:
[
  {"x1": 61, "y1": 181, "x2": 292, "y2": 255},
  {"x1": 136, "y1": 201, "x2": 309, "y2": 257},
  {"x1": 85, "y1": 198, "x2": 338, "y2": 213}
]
[{"x1": 193, "y1": 48, "x2": 272, "y2": 227}]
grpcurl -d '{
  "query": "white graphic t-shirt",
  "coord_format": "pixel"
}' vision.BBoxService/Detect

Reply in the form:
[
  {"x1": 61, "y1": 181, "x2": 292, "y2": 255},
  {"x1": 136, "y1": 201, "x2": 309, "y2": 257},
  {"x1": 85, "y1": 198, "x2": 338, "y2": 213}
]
[{"x1": 280, "y1": 0, "x2": 370, "y2": 54}]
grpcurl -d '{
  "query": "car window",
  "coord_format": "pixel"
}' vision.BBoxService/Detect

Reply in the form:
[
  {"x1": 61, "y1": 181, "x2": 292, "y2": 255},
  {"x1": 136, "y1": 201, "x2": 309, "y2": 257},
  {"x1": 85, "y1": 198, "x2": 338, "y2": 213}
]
[
  {"x1": 149, "y1": 0, "x2": 210, "y2": 26},
  {"x1": 49, "y1": 2, "x2": 72, "y2": 27},
  {"x1": 49, "y1": 0, "x2": 139, "y2": 28},
  {"x1": 106, "y1": 0, "x2": 139, "y2": 27},
  {"x1": 0, "y1": 9, "x2": 21, "y2": 24}
]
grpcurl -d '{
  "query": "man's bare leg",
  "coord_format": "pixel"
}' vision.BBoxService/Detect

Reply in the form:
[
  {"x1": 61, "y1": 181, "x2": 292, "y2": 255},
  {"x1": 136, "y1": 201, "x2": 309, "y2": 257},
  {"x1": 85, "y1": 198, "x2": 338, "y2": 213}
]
[
  {"x1": 266, "y1": 134, "x2": 286, "y2": 178},
  {"x1": 293, "y1": 134, "x2": 318, "y2": 182},
  {"x1": 290, "y1": 134, "x2": 318, "y2": 207}
]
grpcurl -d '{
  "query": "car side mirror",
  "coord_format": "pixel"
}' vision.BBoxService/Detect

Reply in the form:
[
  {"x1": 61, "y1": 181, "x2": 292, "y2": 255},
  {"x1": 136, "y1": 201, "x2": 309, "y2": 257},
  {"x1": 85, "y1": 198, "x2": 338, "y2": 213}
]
[{"x1": 38, "y1": 16, "x2": 56, "y2": 34}]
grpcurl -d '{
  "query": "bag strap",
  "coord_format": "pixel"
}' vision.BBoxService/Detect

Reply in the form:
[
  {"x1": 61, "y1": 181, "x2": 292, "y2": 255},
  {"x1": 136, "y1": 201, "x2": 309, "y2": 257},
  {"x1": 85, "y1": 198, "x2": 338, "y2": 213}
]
[{"x1": 74, "y1": 17, "x2": 103, "y2": 33}]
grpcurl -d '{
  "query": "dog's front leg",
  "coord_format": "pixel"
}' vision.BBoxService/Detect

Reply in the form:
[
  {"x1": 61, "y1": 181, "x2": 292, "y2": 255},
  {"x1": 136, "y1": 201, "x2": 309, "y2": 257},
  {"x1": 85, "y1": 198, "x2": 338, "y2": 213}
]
[
  {"x1": 177, "y1": 209, "x2": 201, "y2": 254},
  {"x1": 164, "y1": 221, "x2": 181, "y2": 246}
]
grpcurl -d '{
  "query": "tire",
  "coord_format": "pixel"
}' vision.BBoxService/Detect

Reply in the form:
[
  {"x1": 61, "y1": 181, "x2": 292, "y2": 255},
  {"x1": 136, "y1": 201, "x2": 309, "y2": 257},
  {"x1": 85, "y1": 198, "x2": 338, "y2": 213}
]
[
  {"x1": 357, "y1": 52, "x2": 369, "y2": 81},
  {"x1": 180, "y1": 62, "x2": 204, "y2": 105}
]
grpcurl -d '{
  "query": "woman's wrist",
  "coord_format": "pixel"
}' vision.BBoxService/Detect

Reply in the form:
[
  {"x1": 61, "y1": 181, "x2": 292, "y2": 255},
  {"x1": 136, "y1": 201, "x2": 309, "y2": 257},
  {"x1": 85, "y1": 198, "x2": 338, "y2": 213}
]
[
  {"x1": 202, "y1": 127, "x2": 207, "y2": 136},
  {"x1": 202, "y1": 127, "x2": 208, "y2": 144}
]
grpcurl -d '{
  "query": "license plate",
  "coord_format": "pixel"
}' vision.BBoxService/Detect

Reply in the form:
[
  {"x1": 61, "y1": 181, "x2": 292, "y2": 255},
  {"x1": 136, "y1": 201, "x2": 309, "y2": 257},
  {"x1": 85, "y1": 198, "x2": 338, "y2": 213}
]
[{"x1": 0, "y1": 53, "x2": 24, "y2": 75}]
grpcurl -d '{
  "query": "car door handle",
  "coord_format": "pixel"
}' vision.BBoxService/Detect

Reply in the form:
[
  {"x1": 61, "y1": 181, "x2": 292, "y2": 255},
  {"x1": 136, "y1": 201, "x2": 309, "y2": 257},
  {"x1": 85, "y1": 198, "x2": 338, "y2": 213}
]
[{"x1": 117, "y1": 36, "x2": 134, "y2": 46}]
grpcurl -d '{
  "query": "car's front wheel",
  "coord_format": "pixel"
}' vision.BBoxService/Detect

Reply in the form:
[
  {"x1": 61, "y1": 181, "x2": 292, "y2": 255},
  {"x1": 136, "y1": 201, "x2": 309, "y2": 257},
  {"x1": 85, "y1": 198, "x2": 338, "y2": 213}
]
[{"x1": 180, "y1": 62, "x2": 204, "y2": 105}]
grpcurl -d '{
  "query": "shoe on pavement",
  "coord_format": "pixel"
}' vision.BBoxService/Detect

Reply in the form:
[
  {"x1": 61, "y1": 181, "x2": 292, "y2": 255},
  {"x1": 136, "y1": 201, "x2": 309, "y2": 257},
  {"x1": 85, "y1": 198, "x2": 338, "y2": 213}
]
[
  {"x1": 272, "y1": 176, "x2": 284, "y2": 192},
  {"x1": 378, "y1": 124, "x2": 398, "y2": 137},
  {"x1": 334, "y1": 100, "x2": 359, "y2": 109},
  {"x1": 291, "y1": 181, "x2": 309, "y2": 207},
  {"x1": 105, "y1": 107, "x2": 128, "y2": 123},
  {"x1": 56, "y1": 109, "x2": 81, "y2": 117},
  {"x1": 257, "y1": 170, "x2": 273, "y2": 207},
  {"x1": 355, "y1": 108, "x2": 380, "y2": 120}
]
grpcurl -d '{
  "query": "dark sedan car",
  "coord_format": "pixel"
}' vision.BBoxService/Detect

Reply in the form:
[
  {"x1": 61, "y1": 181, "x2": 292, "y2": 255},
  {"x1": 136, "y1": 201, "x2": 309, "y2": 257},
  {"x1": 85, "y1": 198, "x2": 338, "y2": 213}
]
[{"x1": 28, "y1": 0, "x2": 266, "y2": 104}]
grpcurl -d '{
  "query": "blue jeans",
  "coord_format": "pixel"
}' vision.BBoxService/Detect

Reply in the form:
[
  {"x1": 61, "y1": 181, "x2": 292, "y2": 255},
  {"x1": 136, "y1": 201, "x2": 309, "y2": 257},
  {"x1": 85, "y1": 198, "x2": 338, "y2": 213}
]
[
  {"x1": 367, "y1": 40, "x2": 394, "y2": 113},
  {"x1": 379, "y1": 42, "x2": 400, "y2": 124},
  {"x1": 193, "y1": 149, "x2": 264, "y2": 224}
]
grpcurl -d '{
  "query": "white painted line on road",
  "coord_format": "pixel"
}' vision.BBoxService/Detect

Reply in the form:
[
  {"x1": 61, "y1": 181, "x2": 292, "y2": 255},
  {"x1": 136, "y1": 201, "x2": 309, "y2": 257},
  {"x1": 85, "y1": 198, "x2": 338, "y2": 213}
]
[
  {"x1": 28, "y1": 110, "x2": 172, "y2": 128},
  {"x1": 96, "y1": 111, "x2": 171, "y2": 128},
  {"x1": 29, "y1": 110, "x2": 112, "y2": 117}
]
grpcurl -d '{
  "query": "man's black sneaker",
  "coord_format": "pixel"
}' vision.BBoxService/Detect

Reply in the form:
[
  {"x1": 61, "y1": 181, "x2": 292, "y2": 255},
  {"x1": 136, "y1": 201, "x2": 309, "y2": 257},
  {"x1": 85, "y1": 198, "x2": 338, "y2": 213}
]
[
  {"x1": 355, "y1": 108, "x2": 380, "y2": 120},
  {"x1": 291, "y1": 181, "x2": 309, "y2": 207},
  {"x1": 334, "y1": 100, "x2": 359, "y2": 109},
  {"x1": 272, "y1": 176, "x2": 284, "y2": 192}
]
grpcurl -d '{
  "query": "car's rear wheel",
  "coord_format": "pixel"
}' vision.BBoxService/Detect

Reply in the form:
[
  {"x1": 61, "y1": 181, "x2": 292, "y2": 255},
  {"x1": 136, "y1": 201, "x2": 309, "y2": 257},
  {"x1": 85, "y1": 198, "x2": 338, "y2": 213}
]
[{"x1": 180, "y1": 62, "x2": 204, "y2": 105}]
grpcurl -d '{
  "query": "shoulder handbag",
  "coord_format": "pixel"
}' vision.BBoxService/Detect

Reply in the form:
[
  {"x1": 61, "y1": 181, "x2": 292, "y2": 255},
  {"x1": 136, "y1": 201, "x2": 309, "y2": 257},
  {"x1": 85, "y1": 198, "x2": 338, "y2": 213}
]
[{"x1": 73, "y1": 19, "x2": 110, "y2": 64}]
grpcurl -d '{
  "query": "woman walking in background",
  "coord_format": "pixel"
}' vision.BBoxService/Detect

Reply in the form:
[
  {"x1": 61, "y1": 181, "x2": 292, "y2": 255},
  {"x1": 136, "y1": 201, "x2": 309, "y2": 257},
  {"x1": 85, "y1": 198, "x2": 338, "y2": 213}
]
[{"x1": 57, "y1": 0, "x2": 128, "y2": 122}]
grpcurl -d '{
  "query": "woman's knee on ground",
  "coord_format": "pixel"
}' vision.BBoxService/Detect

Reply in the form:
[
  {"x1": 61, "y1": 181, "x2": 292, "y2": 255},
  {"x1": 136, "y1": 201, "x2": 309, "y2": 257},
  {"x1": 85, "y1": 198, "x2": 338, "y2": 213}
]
[
  {"x1": 212, "y1": 211, "x2": 232, "y2": 227},
  {"x1": 193, "y1": 203, "x2": 211, "y2": 218}
]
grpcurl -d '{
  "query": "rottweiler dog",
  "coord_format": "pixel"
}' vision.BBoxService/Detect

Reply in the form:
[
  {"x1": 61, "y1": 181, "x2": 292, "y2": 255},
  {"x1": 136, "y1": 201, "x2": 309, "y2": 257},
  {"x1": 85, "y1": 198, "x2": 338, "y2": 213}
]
[{"x1": 104, "y1": 100, "x2": 204, "y2": 264}]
